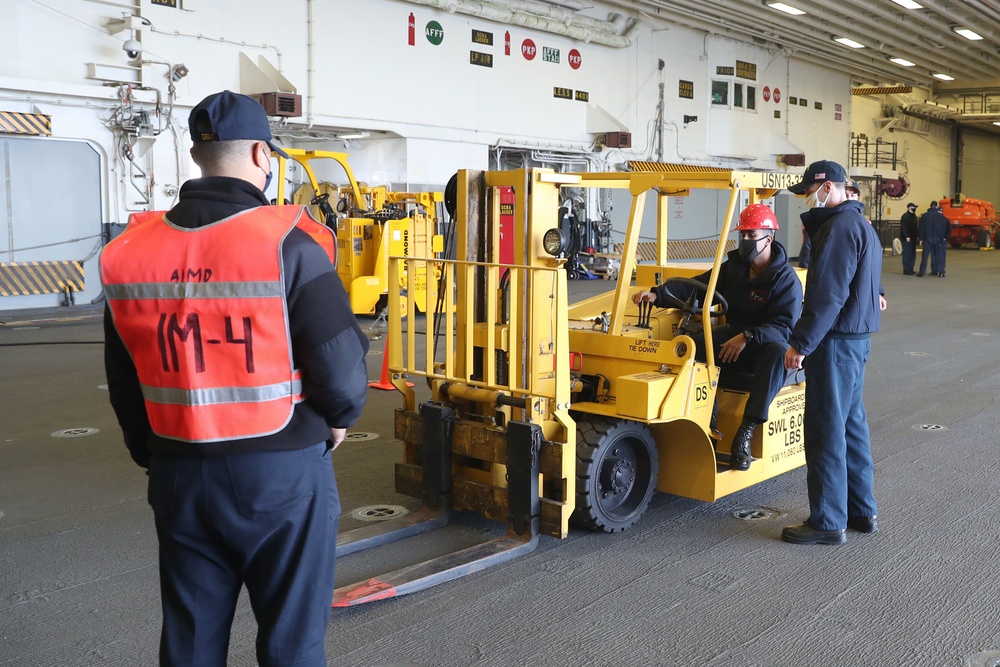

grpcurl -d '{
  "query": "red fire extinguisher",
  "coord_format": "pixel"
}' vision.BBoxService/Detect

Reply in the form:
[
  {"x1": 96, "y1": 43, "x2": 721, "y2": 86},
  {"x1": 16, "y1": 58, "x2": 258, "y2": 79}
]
[
  {"x1": 505, "y1": 31, "x2": 510, "y2": 56},
  {"x1": 408, "y1": 13, "x2": 415, "y2": 46}
]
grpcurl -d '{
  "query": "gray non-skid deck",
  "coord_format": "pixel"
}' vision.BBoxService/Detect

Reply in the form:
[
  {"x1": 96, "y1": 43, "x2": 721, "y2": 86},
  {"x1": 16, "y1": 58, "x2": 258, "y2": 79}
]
[{"x1": 3, "y1": 249, "x2": 1000, "y2": 666}]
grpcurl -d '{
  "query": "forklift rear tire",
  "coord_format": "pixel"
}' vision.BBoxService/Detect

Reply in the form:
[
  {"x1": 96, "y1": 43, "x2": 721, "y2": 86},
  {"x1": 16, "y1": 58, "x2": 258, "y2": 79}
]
[{"x1": 572, "y1": 418, "x2": 658, "y2": 533}]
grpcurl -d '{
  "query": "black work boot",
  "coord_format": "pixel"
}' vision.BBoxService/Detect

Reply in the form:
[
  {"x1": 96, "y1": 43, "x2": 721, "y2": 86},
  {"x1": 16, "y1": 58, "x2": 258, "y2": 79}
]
[{"x1": 730, "y1": 419, "x2": 756, "y2": 471}]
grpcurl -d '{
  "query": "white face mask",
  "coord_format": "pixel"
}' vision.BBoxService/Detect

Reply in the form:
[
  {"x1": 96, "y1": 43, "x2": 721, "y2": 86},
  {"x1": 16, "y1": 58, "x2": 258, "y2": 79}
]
[{"x1": 805, "y1": 186, "x2": 829, "y2": 209}]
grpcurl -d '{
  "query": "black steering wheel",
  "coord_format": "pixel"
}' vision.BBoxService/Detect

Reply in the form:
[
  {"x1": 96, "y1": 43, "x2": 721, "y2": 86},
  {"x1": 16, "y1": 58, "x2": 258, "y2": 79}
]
[{"x1": 658, "y1": 277, "x2": 728, "y2": 317}]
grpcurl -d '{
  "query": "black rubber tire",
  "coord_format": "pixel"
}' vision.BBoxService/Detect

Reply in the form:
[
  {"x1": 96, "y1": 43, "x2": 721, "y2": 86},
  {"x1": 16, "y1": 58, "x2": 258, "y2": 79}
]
[
  {"x1": 977, "y1": 229, "x2": 992, "y2": 248},
  {"x1": 571, "y1": 418, "x2": 658, "y2": 532}
]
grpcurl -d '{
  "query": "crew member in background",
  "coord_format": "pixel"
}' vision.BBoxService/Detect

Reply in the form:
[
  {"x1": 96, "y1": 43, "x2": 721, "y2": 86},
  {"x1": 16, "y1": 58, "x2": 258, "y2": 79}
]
[
  {"x1": 783, "y1": 160, "x2": 881, "y2": 546},
  {"x1": 845, "y1": 178, "x2": 862, "y2": 200},
  {"x1": 632, "y1": 204, "x2": 802, "y2": 471},
  {"x1": 899, "y1": 202, "x2": 919, "y2": 275},
  {"x1": 102, "y1": 90, "x2": 369, "y2": 666},
  {"x1": 918, "y1": 200, "x2": 951, "y2": 277},
  {"x1": 798, "y1": 222, "x2": 811, "y2": 269}
]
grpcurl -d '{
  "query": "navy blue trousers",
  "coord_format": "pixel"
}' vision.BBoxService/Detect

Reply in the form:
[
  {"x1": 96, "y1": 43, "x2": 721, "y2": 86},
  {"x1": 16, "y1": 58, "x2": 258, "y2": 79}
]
[
  {"x1": 696, "y1": 324, "x2": 789, "y2": 424},
  {"x1": 900, "y1": 239, "x2": 917, "y2": 274},
  {"x1": 918, "y1": 240, "x2": 947, "y2": 275},
  {"x1": 802, "y1": 337, "x2": 877, "y2": 531},
  {"x1": 148, "y1": 442, "x2": 339, "y2": 667}
]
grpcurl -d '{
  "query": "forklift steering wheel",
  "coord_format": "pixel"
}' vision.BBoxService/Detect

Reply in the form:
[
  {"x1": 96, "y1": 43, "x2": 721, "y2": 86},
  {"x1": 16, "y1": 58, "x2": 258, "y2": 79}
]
[{"x1": 658, "y1": 277, "x2": 728, "y2": 317}]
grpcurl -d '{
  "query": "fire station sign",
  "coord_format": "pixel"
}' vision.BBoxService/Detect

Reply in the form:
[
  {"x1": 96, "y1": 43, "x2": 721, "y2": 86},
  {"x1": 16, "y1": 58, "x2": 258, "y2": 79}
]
[{"x1": 426, "y1": 21, "x2": 444, "y2": 45}]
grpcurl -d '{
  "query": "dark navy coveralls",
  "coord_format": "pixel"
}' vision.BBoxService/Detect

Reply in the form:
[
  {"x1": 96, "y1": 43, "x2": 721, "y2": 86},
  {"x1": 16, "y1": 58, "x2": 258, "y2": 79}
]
[
  {"x1": 793, "y1": 200, "x2": 881, "y2": 532},
  {"x1": 650, "y1": 240, "x2": 802, "y2": 424},
  {"x1": 918, "y1": 207, "x2": 950, "y2": 276},
  {"x1": 899, "y1": 209, "x2": 919, "y2": 275}
]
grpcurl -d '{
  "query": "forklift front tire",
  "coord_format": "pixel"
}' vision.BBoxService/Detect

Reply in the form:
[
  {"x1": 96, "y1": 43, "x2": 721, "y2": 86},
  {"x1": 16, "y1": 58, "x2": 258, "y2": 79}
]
[{"x1": 572, "y1": 418, "x2": 658, "y2": 533}]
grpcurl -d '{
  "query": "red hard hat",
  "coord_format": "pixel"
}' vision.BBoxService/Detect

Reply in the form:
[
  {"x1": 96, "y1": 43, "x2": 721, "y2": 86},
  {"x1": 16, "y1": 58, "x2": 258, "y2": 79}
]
[{"x1": 736, "y1": 204, "x2": 779, "y2": 231}]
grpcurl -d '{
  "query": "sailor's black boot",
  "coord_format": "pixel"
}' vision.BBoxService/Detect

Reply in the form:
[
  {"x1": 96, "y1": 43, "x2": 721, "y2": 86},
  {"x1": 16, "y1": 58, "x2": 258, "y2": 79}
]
[{"x1": 730, "y1": 419, "x2": 756, "y2": 471}]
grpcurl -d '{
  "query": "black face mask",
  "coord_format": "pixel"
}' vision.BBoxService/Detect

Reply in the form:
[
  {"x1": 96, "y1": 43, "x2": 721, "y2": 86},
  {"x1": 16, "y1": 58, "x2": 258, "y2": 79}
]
[{"x1": 739, "y1": 237, "x2": 764, "y2": 262}]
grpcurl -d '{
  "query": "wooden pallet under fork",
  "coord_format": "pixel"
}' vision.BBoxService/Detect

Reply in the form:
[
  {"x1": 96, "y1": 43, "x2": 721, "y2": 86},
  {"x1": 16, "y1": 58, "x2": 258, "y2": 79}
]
[{"x1": 331, "y1": 403, "x2": 541, "y2": 607}]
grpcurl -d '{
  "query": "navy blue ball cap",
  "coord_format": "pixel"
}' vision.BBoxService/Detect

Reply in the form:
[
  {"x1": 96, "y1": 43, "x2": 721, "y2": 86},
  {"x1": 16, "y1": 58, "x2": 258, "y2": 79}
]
[
  {"x1": 788, "y1": 159, "x2": 847, "y2": 194},
  {"x1": 189, "y1": 90, "x2": 288, "y2": 158},
  {"x1": 907, "y1": 202, "x2": 918, "y2": 209}
]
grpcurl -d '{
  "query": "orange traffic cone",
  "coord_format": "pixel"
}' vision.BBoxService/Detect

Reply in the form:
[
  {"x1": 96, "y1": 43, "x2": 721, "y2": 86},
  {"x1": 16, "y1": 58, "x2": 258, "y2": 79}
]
[{"x1": 369, "y1": 329, "x2": 412, "y2": 391}]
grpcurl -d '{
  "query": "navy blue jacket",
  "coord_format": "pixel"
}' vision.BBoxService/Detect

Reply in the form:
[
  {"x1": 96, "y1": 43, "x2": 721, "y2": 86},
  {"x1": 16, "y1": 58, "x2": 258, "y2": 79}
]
[
  {"x1": 789, "y1": 200, "x2": 881, "y2": 356},
  {"x1": 900, "y1": 210, "x2": 919, "y2": 241},
  {"x1": 104, "y1": 177, "x2": 370, "y2": 467},
  {"x1": 651, "y1": 240, "x2": 802, "y2": 345},
  {"x1": 918, "y1": 208, "x2": 950, "y2": 243}
]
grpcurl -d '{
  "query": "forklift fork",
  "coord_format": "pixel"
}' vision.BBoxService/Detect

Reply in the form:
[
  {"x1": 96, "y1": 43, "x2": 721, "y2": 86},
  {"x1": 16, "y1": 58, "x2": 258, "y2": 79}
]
[{"x1": 332, "y1": 404, "x2": 541, "y2": 607}]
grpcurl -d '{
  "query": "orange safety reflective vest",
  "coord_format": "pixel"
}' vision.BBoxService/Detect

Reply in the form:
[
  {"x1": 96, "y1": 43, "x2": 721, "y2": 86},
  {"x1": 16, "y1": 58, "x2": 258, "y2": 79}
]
[{"x1": 100, "y1": 205, "x2": 336, "y2": 443}]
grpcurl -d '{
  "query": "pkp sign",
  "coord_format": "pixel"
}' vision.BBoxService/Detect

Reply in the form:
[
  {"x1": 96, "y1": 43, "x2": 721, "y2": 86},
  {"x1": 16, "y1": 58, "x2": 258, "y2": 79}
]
[
  {"x1": 763, "y1": 86, "x2": 771, "y2": 102},
  {"x1": 522, "y1": 38, "x2": 537, "y2": 60},
  {"x1": 568, "y1": 48, "x2": 582, "y2": 70}
]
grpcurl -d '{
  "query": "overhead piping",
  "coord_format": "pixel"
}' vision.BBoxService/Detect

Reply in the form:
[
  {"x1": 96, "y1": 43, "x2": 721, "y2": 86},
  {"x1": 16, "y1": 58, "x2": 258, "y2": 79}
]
[{"x1": 612, "y1": 0, "x2": 996, "y2": 84}]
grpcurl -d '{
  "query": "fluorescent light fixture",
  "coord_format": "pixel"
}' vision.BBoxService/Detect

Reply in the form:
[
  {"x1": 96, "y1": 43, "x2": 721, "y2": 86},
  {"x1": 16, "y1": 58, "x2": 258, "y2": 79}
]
[
  {"x1": 932, "y1": 73, "x2": 955, "y2": 81},
  {"x1": 953, "y1": 27, "x2": 983, "y2": 40},
  {"x1": 335, "y1": 131, "x2": 370, "y2": 140},
  {"x1": 890, "y1": 0, "x2": 922, "y2": 8},
  {"x1": 766, "y1": 2, "x2": 806, "y2": 15},
  {"x1": 994, "y1": 121, "x2": 1000, "y2": 126},
  {"x1": 890, "y1": 57, "x2": 916, "y2": 67},
  {"x1": 834, "y1": 37, "x2": 865, "y2": 49}
]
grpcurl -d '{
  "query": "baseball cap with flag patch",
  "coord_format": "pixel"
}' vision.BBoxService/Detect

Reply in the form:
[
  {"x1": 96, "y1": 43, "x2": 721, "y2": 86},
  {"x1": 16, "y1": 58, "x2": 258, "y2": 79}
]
[{"x1": 788, "y1": 159, "x2": 847, "y2": 195}]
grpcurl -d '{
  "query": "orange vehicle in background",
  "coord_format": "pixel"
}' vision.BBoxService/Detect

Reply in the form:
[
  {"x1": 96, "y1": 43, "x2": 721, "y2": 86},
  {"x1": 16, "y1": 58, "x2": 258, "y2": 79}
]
[{"x1": 938, "y1": 195, "x2": 998, "y2": 249}]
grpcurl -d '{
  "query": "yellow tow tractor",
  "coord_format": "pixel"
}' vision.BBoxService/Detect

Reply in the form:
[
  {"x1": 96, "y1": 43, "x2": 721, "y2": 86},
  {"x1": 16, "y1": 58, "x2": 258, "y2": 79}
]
[
  {"x1": 273, "y1": 148, "x2": 445, "y2": 316},
  {"x1": 331, "y1": 164, "x2": 806, "y2": 606}
]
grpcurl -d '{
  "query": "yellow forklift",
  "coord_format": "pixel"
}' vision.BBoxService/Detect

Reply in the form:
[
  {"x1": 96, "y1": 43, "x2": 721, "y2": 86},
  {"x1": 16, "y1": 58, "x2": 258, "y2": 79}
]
[
  {"x1": 332, "y1": 164, "x2": 806, "y2": 606},
  {"x1": 273, "y1": 148, "x2": 444, "y2": 316}
]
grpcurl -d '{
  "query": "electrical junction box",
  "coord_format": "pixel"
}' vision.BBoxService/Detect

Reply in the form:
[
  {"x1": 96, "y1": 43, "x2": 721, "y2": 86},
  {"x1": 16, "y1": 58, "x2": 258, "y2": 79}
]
[
  {"x1": 603, "y1": 132, "x2": 632, "y2": 148},
  {"x1": 254, "y1": 92, "x2": 302, "y2": 118}
]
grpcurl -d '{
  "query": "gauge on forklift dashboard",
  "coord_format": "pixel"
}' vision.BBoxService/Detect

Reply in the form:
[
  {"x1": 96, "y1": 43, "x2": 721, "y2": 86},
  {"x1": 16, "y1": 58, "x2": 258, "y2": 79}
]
[{"x1": 543, "y1": 228, "x2": 569, "y2": 256}]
